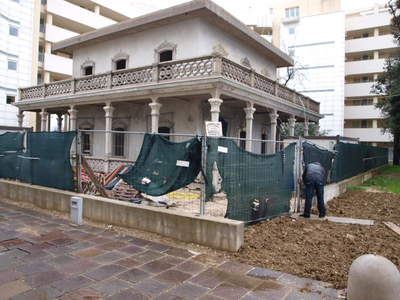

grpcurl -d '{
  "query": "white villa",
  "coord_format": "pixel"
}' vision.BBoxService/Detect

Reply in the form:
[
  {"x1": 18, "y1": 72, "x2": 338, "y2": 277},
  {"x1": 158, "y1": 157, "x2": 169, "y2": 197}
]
[{"x1": 14, "y1": 0, "x2": 322, "y2": 172}]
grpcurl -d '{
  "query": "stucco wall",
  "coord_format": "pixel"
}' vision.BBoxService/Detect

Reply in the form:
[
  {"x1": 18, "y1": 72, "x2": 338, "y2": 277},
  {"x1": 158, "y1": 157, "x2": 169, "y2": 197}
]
[{"x1": 72, "y1": 18, "x2": 277, "y2": 79}]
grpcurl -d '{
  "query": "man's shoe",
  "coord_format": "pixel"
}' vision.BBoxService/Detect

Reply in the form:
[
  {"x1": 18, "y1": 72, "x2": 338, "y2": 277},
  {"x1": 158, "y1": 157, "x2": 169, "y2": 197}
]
[
  {"x1": 300, "y1": 214, "x2": 310, "y2": 218},
  {"x1": 319, "y1": 214, "x2": 326, "y2": 218}
]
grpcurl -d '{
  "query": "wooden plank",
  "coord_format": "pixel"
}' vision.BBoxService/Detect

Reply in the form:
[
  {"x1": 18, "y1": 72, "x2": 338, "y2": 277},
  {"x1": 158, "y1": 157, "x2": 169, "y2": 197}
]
[
  {"x1": 80, "y1": 155, "x2": 108, "y2": 198},
  {"x1": 383, "y1": 221, "x2": 400, "y2": 237},
  {"x1": 291, "y1": 213, "x2": 374, "y2": 225}
]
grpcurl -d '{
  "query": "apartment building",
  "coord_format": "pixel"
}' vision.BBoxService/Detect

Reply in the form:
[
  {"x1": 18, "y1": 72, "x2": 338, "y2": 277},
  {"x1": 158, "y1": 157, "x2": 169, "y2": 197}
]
[
  {"x1": 344, "y1": 4, "x2": 395, "y2": 148},
  {"x1": 265, "y1": 0, "x2": 395, "y2": 150},
  {"x1": 0, "y1": 0, "x2": 35, "y2": 128}
]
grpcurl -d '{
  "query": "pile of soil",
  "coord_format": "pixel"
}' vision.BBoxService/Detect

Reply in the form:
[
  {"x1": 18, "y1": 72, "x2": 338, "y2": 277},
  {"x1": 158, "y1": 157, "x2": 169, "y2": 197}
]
[{"x1": 228, "y1": 190, "x2": 400, "y2": 289}]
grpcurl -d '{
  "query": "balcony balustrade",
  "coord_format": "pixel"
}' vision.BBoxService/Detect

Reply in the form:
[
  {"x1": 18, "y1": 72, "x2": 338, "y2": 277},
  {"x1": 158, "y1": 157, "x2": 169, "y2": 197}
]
[{"x1": 19, "y1": 55, "x2": 319, "y2": 113}]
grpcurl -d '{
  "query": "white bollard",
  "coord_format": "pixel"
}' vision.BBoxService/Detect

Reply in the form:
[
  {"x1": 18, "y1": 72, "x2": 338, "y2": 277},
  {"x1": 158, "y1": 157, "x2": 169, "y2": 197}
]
[
  {"x1": 70, "y1": 196, "x2": 83, "y2": 225},
  {"x1": 347, "y1": 254, "x2": 400, "y2": 300}
]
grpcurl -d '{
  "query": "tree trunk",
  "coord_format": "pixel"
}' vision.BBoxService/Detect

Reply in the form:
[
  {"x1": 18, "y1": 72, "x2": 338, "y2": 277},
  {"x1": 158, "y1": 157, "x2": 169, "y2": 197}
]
[{"x1": 393, "y1": 136, "x2": 400, "y2": 165}]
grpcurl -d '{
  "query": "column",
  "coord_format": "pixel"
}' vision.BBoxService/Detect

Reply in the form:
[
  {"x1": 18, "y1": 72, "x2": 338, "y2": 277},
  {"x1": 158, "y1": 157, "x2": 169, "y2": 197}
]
[
  {"x1": 374, "y1": 50, "x2": 379, "y2": 60},
  {"x1": 94, "y1": 5, "x2": 100, "y2": 14},
  {"x1": 39, "y1": 111, "x2": 49, "y2": 132},
  {"x1": 17, "y1": 111, "x2": 24, "y2": 128},
  {"x1": 269, "y1": 111, "x2": 279, "y2": 154},
  {"x1": 103, "y1": 105, "x2": 115, "y2": 158},
  {"x1": 208, "y1": 98, "x2": 223, "y2": 122},
  {"x1": 149, "y1": 102, "x2": 162, "y2": 133},
  {"x1": 374, "y1": 28, "x2": 379, "y2": 37},
  {"x1": 288, "y1": 116, "x2": 296, "y2": 136},
  {"x1": 63, "y1": 113, "x2": 69, "y2": 131},
  {"x1": 315, "y1": 122, "x2": 320, "y2": 136},
  {"x1": 244, "y1": 104, "x2": 256, "y2": 151},
  {"x1": 304, "y1": 119, "x2": 309, "y2": 136},
  {"x1": 46, "y1": 12, "x2": 53, "y2": 25},
  {"x1": 57, "y1": 114, "x2": 63, "y2": 132},
  {"x1": 68, "y1": 108, "x2": 78, "y2": 131}
]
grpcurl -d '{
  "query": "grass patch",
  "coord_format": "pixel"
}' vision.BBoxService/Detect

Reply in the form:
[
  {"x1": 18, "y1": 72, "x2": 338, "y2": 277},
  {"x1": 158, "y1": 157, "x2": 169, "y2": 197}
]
[
  {"x1": 347, "y1": 186, "x2": 365, "y2": 191},
  {"x1": 362, "y1": 176, "x2": 400, "y2": 194},
  {"x1": 381, "y1": 165, "x2": 400, "y2": 174}
]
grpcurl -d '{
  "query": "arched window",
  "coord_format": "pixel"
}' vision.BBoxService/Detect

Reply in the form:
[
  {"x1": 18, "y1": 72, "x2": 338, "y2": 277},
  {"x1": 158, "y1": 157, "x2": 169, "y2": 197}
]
[
  {"x1": 81, "y1": 59, "x2": 95, "y2": 76},
  {"x1": 115, "y1": 59, "x2": 126, "y2": 70},
  {"x1": 159, "y1": 50, "x2": 173, "y2": 62},
  {"x1": 154, "y1": 40, "x2": 177, "y2": 63},
  {"x1": 112, "y1": 50, "x2": 129, "y2": 71},
  {"x1": 114, "y1": 128, "x2": 125, "y2": 156}
]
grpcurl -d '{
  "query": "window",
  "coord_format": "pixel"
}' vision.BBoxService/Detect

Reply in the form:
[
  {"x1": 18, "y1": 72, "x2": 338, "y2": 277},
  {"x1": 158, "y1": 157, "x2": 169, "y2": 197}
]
[
  {"x1": 38, "y1": 46, "x2": 44, "y2": 62},
  {"x1": 114, "y1": 128, "x2": 125, "y2": 156},
  {"x1": 6, "y1": 95, "x2": 15, "y2": 104},
  {"x1": 261, "y1": 133, "x2": 267, "y2": 154},
  {"x1": 158, "y1": 127, "x2": 170, "y2": 140},
  {"x1": 362, "y1": 76, "x2": 369, "y2": 83},
  {"x1": 354, "y1": 58, "x2": 361, "y2": 61},
  {"x1": 362, "y1": 55, "x2": 369, "y2": 60},
  {"x1": 159, "y1": 50, "x2": 173, "y2": 62},
  {"x1": 8, "y1": 60, "x2": 17, "y2": 70},
  {"x1": 354, "y1": 79, "x2": 360, "y2": 83},
  {"x1": 11, "y1": 0, "x2": 19, "y2": 3},
  {"x1": 84, "y1": 66, "x2": 93, "y2": 76},
  {"x1": 270, "y1": 8, "x2": 273, "y2": 14},
  {"x1": 362, "y1": 33, "x2": 369, "y2": 38},
  {"x1": 354, "y1": 100, "x2": 360, "y2": 106},
  {"x1": 288, "y1": 28, "x2": 295, "y2": 35},
  {"x1": 240, "y1": 131, "x2": 246, "y2": 149},
  {"x1": 361, "y1": 120, "x2": 368, "y2": 128},
  {"x1": 82, "y1": 132, "x2": 91, "y2": 154},
  {"x1": 37, "y1": 73, "x2": 42, "y2": 84},
  {"x1": 362, "y1": 99, "x2": 368, "y2": 106},
  {"x1": 352, "y1": 121, "x2": 360, "y2": 128},
  {"x1": 286, "y1": 7, "x2": 299, "y2": 18},
  {"x1": 9, "y1": 26, "x2": 18, "y2": 37},
  {"x1": 41, "y1": 0, "x2": 47, "y2": 4},
  {"x1": 115, "y1": 59, "x2": 126, "y2": 70},
  {"x1": 40, "y1": 18, "x2": 45, "y2": 33}
]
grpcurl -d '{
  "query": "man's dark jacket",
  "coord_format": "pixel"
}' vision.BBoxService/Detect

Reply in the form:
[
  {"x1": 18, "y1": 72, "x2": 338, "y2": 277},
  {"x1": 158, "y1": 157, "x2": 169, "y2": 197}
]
[{"x1": 302, "y1": 162, "x2": 325, "y2": 183}]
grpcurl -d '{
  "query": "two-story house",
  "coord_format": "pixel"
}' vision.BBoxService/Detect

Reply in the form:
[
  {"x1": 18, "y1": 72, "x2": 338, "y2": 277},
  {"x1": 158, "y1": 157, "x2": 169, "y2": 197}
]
[{"x1": 14, "y1": 0, "x2": 322, "y2": 172}]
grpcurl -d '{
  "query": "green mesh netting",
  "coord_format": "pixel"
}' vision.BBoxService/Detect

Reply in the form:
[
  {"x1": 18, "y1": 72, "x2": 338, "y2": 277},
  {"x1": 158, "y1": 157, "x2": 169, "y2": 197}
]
[
  {"x1": 331, "y1": 142, "x2": 388, "y2": 183},
  {"x1": 205, "y1": 138, "x2": 296, "y2": 225},
  {"x1": 0, "y1": 131, "x2": 77, "y2": 191},
  {"x1": 120, "y1": 134, "x2": 202, "y2": 196},
  {"x1": 0, "y1": 132, "x2": 25, "y2": 153},
  {"x1": 302, "y1": 141, "x2": 335, "y2": 183}
]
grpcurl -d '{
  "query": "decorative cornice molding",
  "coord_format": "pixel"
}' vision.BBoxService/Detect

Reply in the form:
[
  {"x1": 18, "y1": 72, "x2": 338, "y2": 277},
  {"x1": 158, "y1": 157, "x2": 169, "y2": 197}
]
[
  {"x1": 154, "y1": 40, "x2": 177, "y2": 53},
  {"x1": 240, "y1": 57, "x2": 251, "y2": 68},
  {"x1": 112, "y1": 50, "x2": 130, "y2": 61},
  {"x1": 211, "y1": 43, "x2": 228, "y2": 57},
  {"x1": 260, "y1": 68, "x2": 270, "y2": 78},
  {"x1": 81, "y1": 58, "x2": 95, "y2": 68}
]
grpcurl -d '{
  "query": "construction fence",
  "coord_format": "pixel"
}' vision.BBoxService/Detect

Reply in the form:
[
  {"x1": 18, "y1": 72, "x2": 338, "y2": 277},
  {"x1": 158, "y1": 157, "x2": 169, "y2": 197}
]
[{"x1": 0, "y1": 130, "x2": 389, "y2": 225}]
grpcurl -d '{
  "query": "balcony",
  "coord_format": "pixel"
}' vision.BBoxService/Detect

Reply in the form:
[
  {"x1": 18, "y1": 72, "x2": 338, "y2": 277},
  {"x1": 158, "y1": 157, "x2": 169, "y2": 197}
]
[
  {"x1": 346, "y1": 35, "x2": 396, "y2": 54},
  {"x1": 344, "y1": 105, "x2": 382, "y2": 120},
  {"x1": 45, "y1": 24, "x2": 79, "y2": 44},
  {"x1": 47, "y1": 0, "x2": 116, "y2": 30},
  {"x1": 344, "y1": 128, "x2": 392, "y2": 142},
  {"x1": 345, "y1": 82, "x2": 375, "y2": 97},
  {"x1": 346, "y1": 11, "x2": 391, "y2": 32},
  {"x1": 345, "y1": 59, "x2": 385, "y2": 76},
  {"x1": 43, "y1": 53, "x2": 72, "y2": 76},
  {"x1": 18, "y1": 56, "x2": 320, "y2": 114}
]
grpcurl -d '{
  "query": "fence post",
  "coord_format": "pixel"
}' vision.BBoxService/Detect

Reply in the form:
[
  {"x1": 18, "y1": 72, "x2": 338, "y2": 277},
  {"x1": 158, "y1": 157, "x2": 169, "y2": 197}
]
[
  {"x1": 295, "y1": 137, "x2": 303, "y2": 213},
  {"x1": 200, "y1": 135, "x2": 207, "y2": 215},
  {"x1": 76, "y1": 130, "x2": 81, "y2": 193}
]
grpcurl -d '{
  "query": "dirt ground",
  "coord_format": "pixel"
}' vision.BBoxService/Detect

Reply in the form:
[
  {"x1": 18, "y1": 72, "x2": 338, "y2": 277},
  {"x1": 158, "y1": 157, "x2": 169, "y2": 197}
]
[{"x1": 1, "y1": 188, "x2": 399, "y2": 290}]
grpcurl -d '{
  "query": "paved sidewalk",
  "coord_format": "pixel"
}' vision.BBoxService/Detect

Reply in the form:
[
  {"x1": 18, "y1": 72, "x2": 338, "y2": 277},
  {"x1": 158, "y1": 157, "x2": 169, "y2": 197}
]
[{"x1": 0, "y1": 201, "x2": 341, "y2": 299}]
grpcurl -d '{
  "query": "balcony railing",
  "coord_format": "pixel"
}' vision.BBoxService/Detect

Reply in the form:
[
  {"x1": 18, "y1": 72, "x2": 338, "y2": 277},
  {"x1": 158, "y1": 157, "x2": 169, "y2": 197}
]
[{"x1": 19, "y1": 55, "x2": 319, "y2": 113}]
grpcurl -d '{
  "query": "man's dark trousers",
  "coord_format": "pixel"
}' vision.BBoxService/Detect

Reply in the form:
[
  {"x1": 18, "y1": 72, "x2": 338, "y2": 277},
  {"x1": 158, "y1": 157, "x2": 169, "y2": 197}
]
[{"x1": 304, "y1": 177, "x2": 326, "y2": 218}]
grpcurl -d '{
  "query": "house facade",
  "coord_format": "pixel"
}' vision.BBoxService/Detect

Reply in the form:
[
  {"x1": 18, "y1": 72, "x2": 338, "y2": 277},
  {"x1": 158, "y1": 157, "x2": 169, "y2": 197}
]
[{"x1": 14, "y1": 0, "x2": 321, "y2": 172}]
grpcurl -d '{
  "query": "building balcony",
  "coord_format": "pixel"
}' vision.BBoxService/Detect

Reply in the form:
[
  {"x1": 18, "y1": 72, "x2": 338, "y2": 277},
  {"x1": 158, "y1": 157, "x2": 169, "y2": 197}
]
[
  {"x1": 344, "y1": 128, "x2": 391, "y2": 143},
  {"x1": 345, "y1": 59, "x2": 385, "y2": 76},
  {"x1": 17, "y1": 56, "x2": 320, "y2": 116},
  {"x1": 346, "y1": 11, "x2": 391, "y2": 32},
  {"x1": 344, "y1": 105, "x2": 381, "y2": 120},
  {"x1": 45, "y1": 24, "x2": 79, "y2": 44},
  {"x1": 345, "y1": 82, "x2": 375, "y2": 97},
  {"x1": 47, "y1": 0, "x2": 116, "y2": 31},
  {"x1": 43, "y1": 53, "x2": 72, "y2": 76},
  {"x1": 345, "y1": 35, "x2": 396, "y2": 54}
]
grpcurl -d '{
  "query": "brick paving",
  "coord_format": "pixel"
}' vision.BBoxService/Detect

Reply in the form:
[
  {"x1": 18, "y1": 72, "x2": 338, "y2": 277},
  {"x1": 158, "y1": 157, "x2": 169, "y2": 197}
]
[{"x1": 0, "y1": 201, "x2": 341, "y2": 299}]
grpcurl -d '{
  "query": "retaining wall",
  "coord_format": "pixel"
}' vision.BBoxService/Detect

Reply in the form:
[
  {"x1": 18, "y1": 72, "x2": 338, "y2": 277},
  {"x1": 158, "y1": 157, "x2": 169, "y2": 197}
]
[{"x1": 0, "y1": 180, "x2": 244, "y2": 252}]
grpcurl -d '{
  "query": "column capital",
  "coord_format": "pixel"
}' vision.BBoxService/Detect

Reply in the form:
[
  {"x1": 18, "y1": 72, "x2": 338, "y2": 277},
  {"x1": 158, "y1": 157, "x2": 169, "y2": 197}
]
[
  {"x1": 244, "y1": 107, "x2": 256, "y2": 119},
  {"x1": 269, "y1": 113, "x2": 279, "y2": 124},
  {"x1": 288, "y1": 117, "x2": 296, "y2": 127},
  {"x1": 208, "y1": 98, "x2": 223, "y2": 109},
  {"x1": 68, "y1": 108, "x2": 78, "y2": 119},
  {"x1": 149, "y1": 102, "x2": 162, "y2": 115},
  {"x1": 103, "y1": 106, "x2": 115, "y2": 118},
  {"x1": 39, "y1": 111, "x2": 49, "y2": 118}
]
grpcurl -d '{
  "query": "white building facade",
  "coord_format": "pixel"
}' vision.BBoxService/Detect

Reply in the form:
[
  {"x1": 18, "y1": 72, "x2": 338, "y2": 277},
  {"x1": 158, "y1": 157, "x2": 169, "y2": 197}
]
[
  {"x1": 279, "y1": 11, "x2": 346, "y2": 135},
  {"x1": 344, "y1": 4, "x2": 395, "y2": 147},
  {"x1": 0, "y1": 0, "x2": 34, "y2": 127}
]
